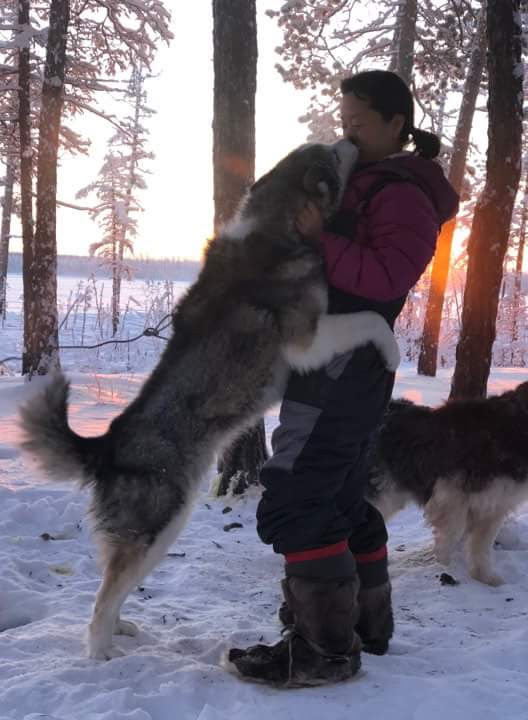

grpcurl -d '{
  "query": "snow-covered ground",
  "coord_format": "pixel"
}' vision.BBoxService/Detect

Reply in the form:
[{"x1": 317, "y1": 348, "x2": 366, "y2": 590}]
[{"x1": 1, "y1": 276, "x2": 528, "y2": 719}]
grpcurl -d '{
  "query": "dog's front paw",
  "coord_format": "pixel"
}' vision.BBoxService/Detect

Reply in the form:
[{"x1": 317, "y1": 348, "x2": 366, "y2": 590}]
[
  {"x1": 363, "y1": 313, "x2": 400, "y2": 371},
  {"x1": 376, "y1": 325, "x2": 400, "y2": 372},
  {"x1": 382, "y1": 336, "x2": 400, "y2": 372}
]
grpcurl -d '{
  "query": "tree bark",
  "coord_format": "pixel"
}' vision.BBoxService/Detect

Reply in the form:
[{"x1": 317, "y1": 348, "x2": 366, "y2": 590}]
[
  {"x1": 449, "y1": 0, "x2": 522, "y2": 399},
  {"x1": 510, "y1": 173, "x2": 528, "y2": 359},
  {"x1": 112, "y1": 225, "x2": 119, "y2": 336},
  {"x1": 417, "y1": 6, "x2": 487, "y2": 377},
  {"x1": 212, "y1": 0, "x2": 267, "y2": 495},
  {"x1": 0, "y1": 153, "x2": 15, "y2": 318},
  {"x1": 24, "y1": 0, "x2": 70, "y2": 375},
  {"x1": 212, "y1": 0, "x2": 257, "y2": 231},
  {"x1": 390, "y1": 0, "x2": 417, "y2": 86},
  {"x1": 19, "y1": 0, "x2": 36, "y2": 373},
  {"x1": 216, "y1": 425, "x2": 269, "y2": 495}
]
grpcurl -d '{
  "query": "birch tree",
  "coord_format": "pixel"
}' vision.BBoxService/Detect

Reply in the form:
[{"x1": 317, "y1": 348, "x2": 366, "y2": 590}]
[
  {"x1": 212, "y1": 0, "x2": 266, "y2": 495},
  {"x1": 450, "y1": 0, "x2": 523, "y2": 399}
]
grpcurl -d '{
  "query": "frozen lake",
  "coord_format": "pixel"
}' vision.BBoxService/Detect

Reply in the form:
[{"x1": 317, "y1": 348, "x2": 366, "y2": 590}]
[
  {"x1": 3, "y1": 272, "x2": 191, "y2": 315},
  {"x1": 1, "y1": 273, "x2": 192, "y2": 374}
]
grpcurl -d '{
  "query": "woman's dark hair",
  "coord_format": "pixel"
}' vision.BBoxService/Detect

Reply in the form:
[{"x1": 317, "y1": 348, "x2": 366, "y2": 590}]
[{"x1": 340, "y1": 70, "x2": 440, "y2": 160}]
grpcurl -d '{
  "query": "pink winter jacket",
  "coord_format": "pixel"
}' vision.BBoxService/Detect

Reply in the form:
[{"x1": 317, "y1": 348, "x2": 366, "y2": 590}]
[{"x1": 322, "y1": 153, "x2": 459, "y2": 303}]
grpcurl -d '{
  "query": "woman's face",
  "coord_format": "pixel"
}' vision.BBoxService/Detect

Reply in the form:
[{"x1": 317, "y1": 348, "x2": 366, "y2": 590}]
[{"x1": 340, "y1": 93, "x2": 405, "y2": 163}]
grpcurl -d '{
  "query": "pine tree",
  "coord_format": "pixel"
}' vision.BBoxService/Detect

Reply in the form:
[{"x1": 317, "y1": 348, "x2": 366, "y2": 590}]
[
  {"x1": 450, "y1": 0, "x2": 523, "y2": 399},
  {"x1": 510, "y1": 173, "x2": 528, "y2": 362},
  {"x1": 24, "y1": 0, "x2": 70, "y2": 376},
  {"x1": 0, "y1": 2, "x2": 19, "y2": 319},
  {"x1": 14, "y1": 0, "x2": 172, "y2": 374},
  {"x1": 78, "y1": 65, "x2": 153, "y2": 336},
  {"x1": 417, "y1": 5, "x2": 487, "y2": 376},
  {"x1": 389, "y1": 0, "x2": 418, "y2": 85},
  {"x1": 212, "y1": 0, "x2": 267, "y2": 495},
  {"x1": 0, "y1": 151, "x2": 15, "y2": 318},
  {"x1": 77, "y1": 152, "x2": 135, "y2": 336},
  {"x1": 267, "y1": 1, "x2": 475, "y2": 141}
]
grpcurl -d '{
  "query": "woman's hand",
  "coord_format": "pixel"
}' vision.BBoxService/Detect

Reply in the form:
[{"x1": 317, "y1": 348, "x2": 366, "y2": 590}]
[{"x1": 296, "y1": 201, "x2": 324, "y2": 240}]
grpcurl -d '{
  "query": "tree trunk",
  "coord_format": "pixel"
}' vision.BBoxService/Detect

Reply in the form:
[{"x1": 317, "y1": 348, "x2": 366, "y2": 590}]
[
  {"x1": 212, "y1": 0, "x2": 257, "y2": 230},
  {"x1": 216, "y1": 424, "x2": 269, "y2": 495},
  {"x1": 24, "y1": 0, "x2": 70, "y2": 375},
  {"x1": 19, "y1": 0, "x2": 35, "y2": 374},
  {"x1": 417, "y1": 6, "x2": 487, "y2": 377},
  {"x1": 389, "y1": 0, "x2": 417, "y2": 86},
  {"x1": 112, "y1": 263, "x2": 121, "y2": 336},
  {"x1": 510, "y1": 173, "x2": 528, "y2": 359},
  {"x1": 449, "y1": 0, "x2": 522, "y2": 400},
  {"x1": 434, "y1": 82, "x2": 448, "y2": 139},
  {"x1": 0, "y1": 154, "x2": 15, "y2": 319},
  {"x1": 212, "y1": 0, "x2": 266, "y2": 495},
  {"x1": 112, "y1": 229, "x2": 119, "y2": 336},
  {"x1": 107, "y1": 162, "x2": 121, "y2": 337}
]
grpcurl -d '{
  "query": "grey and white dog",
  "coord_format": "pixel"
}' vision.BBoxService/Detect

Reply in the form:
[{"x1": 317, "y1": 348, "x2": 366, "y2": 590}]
[
  {"x1": 20, "y1": 139, "x2": 400, "y2": 660},
  {"x1": 366, "y1": 384, "x2": 528, "y2": 586}
]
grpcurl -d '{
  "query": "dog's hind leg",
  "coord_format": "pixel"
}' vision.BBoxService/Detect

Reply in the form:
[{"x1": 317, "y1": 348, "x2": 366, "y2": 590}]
[
  {"x1": 424, "y1": 481, "x2": 468, "y2": 567},
  {"x1": 88, "y1": 542, "x2": 148, "y2": 660},
  {"x1": 465, "y1": 509, "x2": 506, "y2": 586},
  {"x1": 88, "y1": 507, "x2": 193, "y2": 659},
  {"x1": 367, "y1": 476, "x2": 412, "y2": 522}
]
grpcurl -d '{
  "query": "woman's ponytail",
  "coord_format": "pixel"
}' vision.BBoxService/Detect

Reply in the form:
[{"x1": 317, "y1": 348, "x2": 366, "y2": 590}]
[{"x1": 410, "y1": 127, "x2": 441, "y2": 160}]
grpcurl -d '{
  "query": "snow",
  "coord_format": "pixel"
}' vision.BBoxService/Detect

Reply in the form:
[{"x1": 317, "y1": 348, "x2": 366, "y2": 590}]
[{"x1": 1, "y1": 279, "x2": 528, "y2": 718}]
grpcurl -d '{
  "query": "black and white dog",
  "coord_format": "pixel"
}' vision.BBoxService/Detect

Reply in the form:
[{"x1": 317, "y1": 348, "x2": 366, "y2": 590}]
[
  {"x1": 366, "y1": 383, "x2": 528, "y2": 585},
  {"x1": 19, "y1": 140, "x2": 400, "y2": 659}
]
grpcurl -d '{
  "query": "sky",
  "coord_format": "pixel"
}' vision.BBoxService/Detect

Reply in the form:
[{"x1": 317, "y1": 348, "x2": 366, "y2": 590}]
[
  {"x1": 21, "y1": 3, "x2": 313, "y2": 262},
  {"x1": 5, "y1": 2, "x2": 489, "y2": 264}
]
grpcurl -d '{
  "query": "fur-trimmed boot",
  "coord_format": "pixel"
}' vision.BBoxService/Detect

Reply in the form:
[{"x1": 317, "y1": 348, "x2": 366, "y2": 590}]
[
  {"x1": 354, "y1": 546, "x2": 393, "y2": 655},
  {"x1": 356, "y1": 581, "x2": 393, "y2": 655},
  {"x1": 278, "y1": 546, "x2": 394, "y2": 656},
  {"x1": 228, "y1": 575, "x2": 362, "y2": 687}
]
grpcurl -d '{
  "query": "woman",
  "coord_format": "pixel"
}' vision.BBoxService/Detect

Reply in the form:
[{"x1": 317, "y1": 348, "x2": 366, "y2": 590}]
[{"x1": 229, "y1": 70, "x2": 459, "y2": 687}]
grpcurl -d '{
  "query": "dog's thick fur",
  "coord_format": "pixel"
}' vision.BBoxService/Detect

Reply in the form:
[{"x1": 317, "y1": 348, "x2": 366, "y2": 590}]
[
  {"x1": 20, "y1": 140, "x2": 400, "y2": 659},
  {"x1": 366, "y1": 383, "x2": 528, "y2": 586}
]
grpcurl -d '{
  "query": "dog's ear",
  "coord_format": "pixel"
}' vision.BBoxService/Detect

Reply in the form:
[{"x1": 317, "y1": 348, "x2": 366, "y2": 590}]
[{"x1": 302, "y1": 165, "x2": 339, "y2": 208}]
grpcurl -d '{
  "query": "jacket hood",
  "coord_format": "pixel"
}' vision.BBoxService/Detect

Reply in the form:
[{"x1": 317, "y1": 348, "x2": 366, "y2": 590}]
[{"x1": 356, "y1": 153, "x2": 460, "y2": 224}]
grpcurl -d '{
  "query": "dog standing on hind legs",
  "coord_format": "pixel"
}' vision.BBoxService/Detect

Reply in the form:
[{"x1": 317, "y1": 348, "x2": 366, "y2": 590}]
[
  {"x1": 19, "y1": 139, "x2": 400, "y2": 660},
  {"x1": 365, "y1": 383, "x2": 528, "y2": 586}
]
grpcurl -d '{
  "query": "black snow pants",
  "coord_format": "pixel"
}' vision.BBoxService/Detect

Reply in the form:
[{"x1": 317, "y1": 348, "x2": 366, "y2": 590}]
[{"x1": 256, "y1": 342, "x2": 394, "y2": 558}]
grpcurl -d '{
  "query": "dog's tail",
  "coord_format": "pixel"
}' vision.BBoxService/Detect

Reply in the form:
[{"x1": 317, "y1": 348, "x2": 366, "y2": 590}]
[{"x1": 19, "y1": 372, "x2": 104, "y2": 486}]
